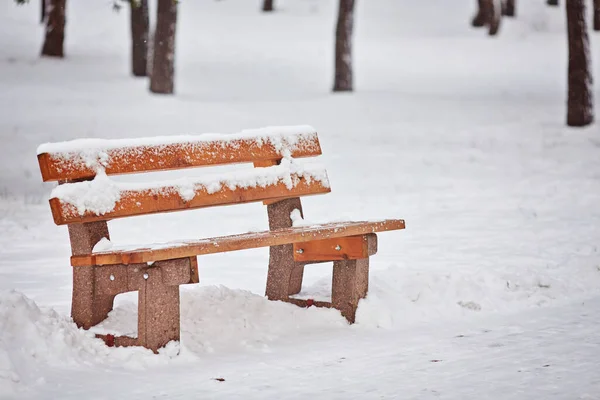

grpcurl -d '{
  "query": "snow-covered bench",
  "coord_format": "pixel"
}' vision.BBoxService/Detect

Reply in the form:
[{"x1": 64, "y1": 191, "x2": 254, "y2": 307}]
[{"x1": 37, "y1": 126, "x2": 405, "y2": 353}]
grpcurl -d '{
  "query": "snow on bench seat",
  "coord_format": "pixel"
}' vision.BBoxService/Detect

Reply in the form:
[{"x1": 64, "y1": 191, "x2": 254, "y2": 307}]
[
  {"x1": 49, "y1": 160, "x2": 330, "y2": 225},
  {"x1": 71, "y1": 219, "x2": 406, "y2": 267},
  {"x1": 37, "y1": 125, "x2": 322, "y2": 182}
]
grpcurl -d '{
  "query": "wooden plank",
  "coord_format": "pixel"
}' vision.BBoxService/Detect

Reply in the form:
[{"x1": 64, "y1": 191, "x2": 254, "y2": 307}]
[
  {"x1": 70, "y1": 219, "x2": 405, "y2": 266},
  {"x1": 38, "y1": 133, "x2": 322, "y2": 182},
  {"x1": 292, "y1": 234, "x2": 377, "y2": 262},
  {"x1": 50, "y1": 172, "x2": 331, "y2": 225}
]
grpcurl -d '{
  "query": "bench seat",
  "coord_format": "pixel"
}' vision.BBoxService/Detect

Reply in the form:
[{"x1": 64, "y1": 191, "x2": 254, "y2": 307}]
[{"x1": 72, "y1": 219, "x2": 406, "y2": 266}]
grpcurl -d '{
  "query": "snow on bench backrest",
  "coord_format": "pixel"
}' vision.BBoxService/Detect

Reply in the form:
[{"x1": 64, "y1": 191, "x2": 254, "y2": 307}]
[
  {"x1": 37, "y1": 125, "x2": 322, "y2": 182},
  {"x1": 48, "y1": 159, "x2": 331, "y2": 225}
]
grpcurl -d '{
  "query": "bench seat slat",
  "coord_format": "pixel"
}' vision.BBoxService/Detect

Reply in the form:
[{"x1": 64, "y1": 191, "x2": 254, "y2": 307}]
[
  {"x1": 37, "y1": 127, "x2": 322, "y2": 182},
  {"x1": 70, "y1": 219, "x2": 406, "y2": 266}
]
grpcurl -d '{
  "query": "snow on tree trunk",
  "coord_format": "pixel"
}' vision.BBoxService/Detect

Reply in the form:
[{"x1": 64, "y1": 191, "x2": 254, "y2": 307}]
[
  {"x1": 150, "y1": 0, "x2": 177, "y2": 95},
  {"x1": 130, "y1": 0, "x2": 149, "y2": 77},
  {"x1": 566, "y1": 0, "x2": 594, "y2": 127},
  {"x1": 333, "y1": 0, "x2": 355, "y2": 92},
  {"x1": 502, "y1": 0, "x2": 515, "y2": 17},
  {"x1": 262, "y1": 0, "x2": 274, "y2": 12},
  {"x1": 594, "y1": 0, "x2": 600, "y2": 31},
  {"x1": 547, "y1": 0, "x2": 559, "y2": 6},
  {"x1": 41, "y1": 0, "x2": 66, "y2": 57}
]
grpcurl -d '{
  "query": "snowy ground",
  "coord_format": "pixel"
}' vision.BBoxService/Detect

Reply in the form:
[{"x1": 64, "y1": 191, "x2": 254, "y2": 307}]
[{"x1": 2, "y1": 0, "x2": 600, "y2": 398}]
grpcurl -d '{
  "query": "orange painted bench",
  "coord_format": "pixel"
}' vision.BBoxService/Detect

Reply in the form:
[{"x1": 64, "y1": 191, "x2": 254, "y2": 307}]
[{"x1": 37, "y1": 126, "x2": 405, "y2": 353}]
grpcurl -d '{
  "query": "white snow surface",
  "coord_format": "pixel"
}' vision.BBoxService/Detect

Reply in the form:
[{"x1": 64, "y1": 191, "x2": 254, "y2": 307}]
[
  {"x1": 2, "y1": 0, "x2": 600, "y2": 398},
  {"x1": 36, "y1": 125, "x2": 317, "y2": 155}
]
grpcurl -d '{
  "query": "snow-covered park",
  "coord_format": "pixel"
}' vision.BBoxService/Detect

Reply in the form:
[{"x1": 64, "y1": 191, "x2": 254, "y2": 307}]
[{"x1": 1, "y1": 0, "x2": 600, "y2": 398}]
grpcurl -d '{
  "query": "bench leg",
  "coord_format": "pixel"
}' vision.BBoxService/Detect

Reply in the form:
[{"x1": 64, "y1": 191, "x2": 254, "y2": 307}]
[
  {"x1": 68, "y1": 222, "x2": 114, "y2": 329},
  {"x1": 266, "y1": 198, "x2": 306, "y2": 299},
  {"x1": 137, "y1": 270, "x2": 180, "y2": 353},
  {"x1": 71, "y1": 265, "x2": 115, "y2": 329},
  {"x1": 288, "y1": 265, "x2": 305, "y2": 296},
  {"x1": 331, "y1": 258, "x2": 369, "y2": 323}
]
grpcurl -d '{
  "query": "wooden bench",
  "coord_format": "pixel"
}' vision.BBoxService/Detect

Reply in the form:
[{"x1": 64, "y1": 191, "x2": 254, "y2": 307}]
[{"x1": 37, "y1": 126, "x2": 405, "y2": 353}]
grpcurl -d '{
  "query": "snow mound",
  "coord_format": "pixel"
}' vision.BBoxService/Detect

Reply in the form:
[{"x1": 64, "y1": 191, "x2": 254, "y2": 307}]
[
  {"x1": 95, "y1": 285, "x2": 348, "y2": 356},
  {"x1": 0, "y1": 290, "x2": 178, "y2": 387}
]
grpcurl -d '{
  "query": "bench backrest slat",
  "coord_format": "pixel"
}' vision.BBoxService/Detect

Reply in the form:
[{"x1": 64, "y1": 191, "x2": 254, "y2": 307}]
[
  {"x1": 49, "y1": 166, "x2": 330, "y2": 225},
  {"x1": 37, "y1": 127, "x2": 321, "y2": 182}
]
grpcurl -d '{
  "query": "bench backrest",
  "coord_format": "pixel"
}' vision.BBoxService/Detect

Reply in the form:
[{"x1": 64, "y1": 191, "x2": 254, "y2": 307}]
[{"x1": 37, "y1": 126, "x2": 330, "y2": 225}]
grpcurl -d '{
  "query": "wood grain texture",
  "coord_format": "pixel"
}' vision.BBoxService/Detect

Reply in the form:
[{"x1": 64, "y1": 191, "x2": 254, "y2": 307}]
[
  {"x1": 38, "y1": 134, "x2": 322, "y2": 182},
  {"x1": 292, "y1": 233, "x2": 377, "y2": 262},
  {"x1": 50, "y1": 173, "x2": 331, "y2": 225},
  {"x1": 71, "y1": 219, "x2": 405, "y2": 266}
]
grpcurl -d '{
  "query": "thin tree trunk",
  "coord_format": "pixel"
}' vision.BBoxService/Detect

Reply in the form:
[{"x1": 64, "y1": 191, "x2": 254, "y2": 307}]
[
  {"x1": 150, "y1": 0, "x2": 177, "y2": 94},
  {"x1": 487, "y1": 0, "x2": 501, "y2": 36},
  {"x1": 547, "y1": 0, "x2": 559, "y2": 6},
  {"x1": 566, "y1": 0, "x2": 594, "y2": 127},
  {"x1": 41, "y1": 0, "x2": 46, "y2": 23},
  {"x1": 41, "y1": 0, "x2": 66, "y2": 57},
  {"x1": 594, "y1": 0, "x2": 600, "y2": 31},
  {"x1": 502, "y1": 0, "x2": 515, "y2": 17},
  {"x1": 472, "y1": 0, "x2": 500, "y2": 35},
  {"x1": 472, "y1": 0, "x2": 486, "y2": 27},
  {"x1": 262, "y1": 0, "x2": 274, "y2": 12},
  {"x1": 130, "y1": 0, "x2": 149, "y2": 77},
  {"x1": 333, "y1": 0, "x2": 355, "y2": 92}
]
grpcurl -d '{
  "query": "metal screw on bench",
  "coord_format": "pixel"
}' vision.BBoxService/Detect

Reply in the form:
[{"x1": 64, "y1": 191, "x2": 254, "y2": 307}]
[
  {"x1": 335, "y1": 245, "x2": 342, "y2": 251},
  {"x1": 109, "y1": 274, "x2": 115, "y2": 281},
  {"x1": 143, "y1": 273, "x2": 149, "y2": 280},
  {"x1": 296, "y1": 248, "x2": 304, "y2": 254}
]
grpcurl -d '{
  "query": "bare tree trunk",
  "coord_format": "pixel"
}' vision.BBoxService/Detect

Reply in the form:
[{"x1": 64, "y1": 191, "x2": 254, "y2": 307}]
[
  {"x1": 40, "y1": 0, "x2": 46, "y2": 23},
  {"x1": 594, "y1": 0, "x2": 600, "y2": 31},
  {"x1": 487, "y1": 0, "x2": 501, "y2": 35},
  {"x1": 502, "y1": 0, "x2": 515, "y2": 17},
  {"x1": 333, "y1": 0, "x2": 355, "y2": 92},
  {"x1": 262, "y1": 0, "x2": 274, "y2": 12},
  {"x1": 150, "y1": 0, "x2": 177, "y2": 94},
  {"x1": 547, "y1": 0, "x2": 559, "y2": 6},
  {"x1": 472, "y1": 0, "x2": 486, "y2": 27},
  {"x1": 130, "y1": 0, "x2": 149, "y2": 77},
  {"x1": 566, "y1": 0, "x2": 594, "y2": 127},
  {"x1": 41, "y1": 0, "x2": 66, "y2": 57},
  {"x1": 472, "y1": 0, "x2": 500, "y2": 35}
]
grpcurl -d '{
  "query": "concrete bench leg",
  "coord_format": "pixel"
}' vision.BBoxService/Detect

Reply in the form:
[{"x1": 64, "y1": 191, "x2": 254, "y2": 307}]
[
  {"x1": 331, "y1": 258, "x2": 369, "y2": 323},
  {"x1": 265, "y1": 198, "x2": 306, "y2": 299},
  {"x1": 71, "y1": 265, "x2": 115, "y2": 329},
  {"x1": 136, "y1": 267, "x2": 180, "y2": 353},
  {"x1": 68, "y1": 221, "x2": 114, "y2": 329}
]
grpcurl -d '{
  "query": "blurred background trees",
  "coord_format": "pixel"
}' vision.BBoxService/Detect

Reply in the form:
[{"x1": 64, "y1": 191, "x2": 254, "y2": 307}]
[{"x1": 13, "y1": 0, "x2": 598, "y2": 128}]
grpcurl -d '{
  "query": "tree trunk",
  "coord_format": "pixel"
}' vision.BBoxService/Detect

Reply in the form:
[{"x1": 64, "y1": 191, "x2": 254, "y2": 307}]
[
  {"x1": 486, "y1": 0, "x2": 501, "y2": 36},
  {"x1": 472, "y1": 0, "x2": 500, "y2": 35},
  {"x1": 333, "y1": 0, "x2": 355, "y2": 92},
  {"x1": 547, "y1": 0, "x2": 559, "y2": 6},
  {"x1": 472, "y1": 0, "x2": 486, "y2": 27},
  {"x1": 41, "y1": 0, "x2": 66, "y2": 57},
  {"x1": 262, "y1": 0, "x2": 274, "y2": 12},
  {"x1": 130, "y1": 0, "x2": 149, "y2": 77},
  {"x1": 566, "y1": 0, "x2": 594, "y2": 127},
  {"x1": 150, "y1": 0, "x2": 177, "y2": 94},
  {"x1": 41, "y1": 0, "x2": 46, "y2": 23},
  {"x1": 502, "y1": 0, "x2": 515, "y2": 17},
  {"x1": 594, "y1": 0, "x2": 600, "y2": 31}
]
